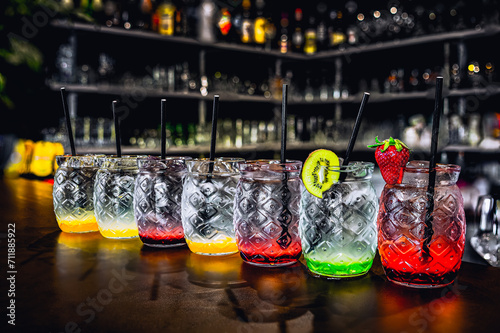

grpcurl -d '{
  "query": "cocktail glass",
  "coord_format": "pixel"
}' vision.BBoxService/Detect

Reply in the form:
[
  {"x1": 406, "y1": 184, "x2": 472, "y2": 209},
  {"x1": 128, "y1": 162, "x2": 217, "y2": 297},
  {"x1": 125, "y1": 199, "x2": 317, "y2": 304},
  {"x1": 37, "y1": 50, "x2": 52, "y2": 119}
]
[
  {"x1": 299, "y1": 161, "x2": 379, "y2": 278},
  {"x1": 378, "y1": 160, "x2": 466, "y2": 288},
  {"x1": 181, "y1": 157, "x2": 243, "y2": 255},
  {"x1": 94, "y1": 155, "x2": 141, "y2": 239},
  {"x1": 53, "y1": 155, "x2": 102, "y2": 233},
  {"x1": 234, "y1": 159, "x2": 303, "y2": 266},
  {"x1": 134, "y1": 156, "x2": 191, "y2": 247}
]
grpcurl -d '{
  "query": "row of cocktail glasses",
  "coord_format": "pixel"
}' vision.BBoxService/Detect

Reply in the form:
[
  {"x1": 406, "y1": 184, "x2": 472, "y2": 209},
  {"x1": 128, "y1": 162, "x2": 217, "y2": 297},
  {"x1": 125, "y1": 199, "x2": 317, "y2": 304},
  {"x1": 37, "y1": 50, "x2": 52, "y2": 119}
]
[{"x1": 53, "y1": 154, "x2": 465, "y2": 288}]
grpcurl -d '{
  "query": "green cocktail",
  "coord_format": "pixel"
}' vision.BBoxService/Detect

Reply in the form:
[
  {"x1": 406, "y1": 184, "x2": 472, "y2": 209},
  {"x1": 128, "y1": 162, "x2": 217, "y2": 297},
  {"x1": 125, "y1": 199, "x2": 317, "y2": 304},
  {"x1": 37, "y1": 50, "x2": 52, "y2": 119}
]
[
  {"x1": 305, "y1": 258, "x2": 374, "y2": 278},
  {"x1": 299, "y1": 162, "x2": 379, "y2": 279}
]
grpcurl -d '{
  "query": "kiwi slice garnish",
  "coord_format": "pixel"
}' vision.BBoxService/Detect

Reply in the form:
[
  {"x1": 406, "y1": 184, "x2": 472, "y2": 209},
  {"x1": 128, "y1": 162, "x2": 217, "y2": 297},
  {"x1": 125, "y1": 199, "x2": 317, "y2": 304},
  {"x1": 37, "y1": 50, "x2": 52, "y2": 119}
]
[{"x1": 302, "y1": 149, "x2": 340, "y2": 199}]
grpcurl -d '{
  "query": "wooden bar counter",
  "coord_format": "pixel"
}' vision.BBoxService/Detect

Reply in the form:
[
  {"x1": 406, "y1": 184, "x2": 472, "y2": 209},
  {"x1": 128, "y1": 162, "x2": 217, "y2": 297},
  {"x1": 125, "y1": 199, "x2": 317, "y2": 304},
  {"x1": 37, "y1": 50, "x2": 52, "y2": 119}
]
[{"x1": 1, "y1": 177, "x2": 499, "y2": 333}]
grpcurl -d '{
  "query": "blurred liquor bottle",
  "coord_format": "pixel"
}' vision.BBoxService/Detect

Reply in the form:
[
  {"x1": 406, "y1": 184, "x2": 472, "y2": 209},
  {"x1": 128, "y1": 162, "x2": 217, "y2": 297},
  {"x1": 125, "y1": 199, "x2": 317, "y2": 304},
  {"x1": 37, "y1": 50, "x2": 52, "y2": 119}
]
[
  {"x1": 217, "y1": 7, "x2": 232, "y2": 41},
  {"x1": 197, "y1": 0, "x2": 216, "y2": 42},
  {"x1": 253, "y1": 0, "x2": 266, "y2": 45},
  {"x1": 157, "y1": 0, "x2": 176, "y2": 35},
  {"x1": 151, "y1": 0, "x2": 159, "y2": 31},
  {"x1": 182, "y1": 0, "x2": 198, "y2": 38},
  {"x1": 408, "y1": 68, "x2": 423, "y2": 91},
  {"x1": 240, "y1": 0, "x2": 253, "y2": 44},
  {"x1": 174, "y1": 1, "x2": 186, "y2": 36},
  {"x1": 138, "y1": 0, "x2": 153, "y2": 30},
  {"x1": 121, "y1": 0, "x2": 135, "y2": 29},
  {"x1": 303, "y1": 16, "x2": 317, "y2": 55},
  {"x1": 279, "y1": 11, "x2": 290, "y2": 53},
  {"x1": 344, "y1": 0, "x2": 359, "y2": 45},
  {"x1": 316, "y1": 2, "x2": 328, "y2": 51},
  {"x1": 79, "y1": 0, "x2": 92, "y2": 16},
  {"x1": 328, "y1": 8, "x2": 346, "y2": 48},
  {"x1": 291, "y1": 7, "x2": 304, "y2": 52},
  {"x1": 263, "y1": 3, "x2": 276, "y2": 51},
  {"x1": 90, "y1": 0, "x2": 104, "y2": 23},
  {"x1": 485, "y1": 61, "x2": 496, "y2": 83},
  {"x1": 102, "y1": 0, "x2": 121, "y2": 27}
]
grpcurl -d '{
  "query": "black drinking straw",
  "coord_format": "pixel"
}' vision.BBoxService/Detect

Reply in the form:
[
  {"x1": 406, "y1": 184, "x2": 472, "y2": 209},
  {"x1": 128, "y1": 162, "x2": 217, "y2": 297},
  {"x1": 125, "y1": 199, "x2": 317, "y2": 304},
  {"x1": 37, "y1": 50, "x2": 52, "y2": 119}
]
[
  {"x1": 344, "y1": 92, "x2": 370, "y2": 166},
  {"x1": 161, "y1": 99, "x2": 167, "y2": 160},
  {"x1": 208, "y1": 95, "x2": 219, "y2": 175},
  {"x1": 60, "y1": 87, "x2": 76, "y2": 156},
  {"x1": 112, "y1": 100, "x2": 122, "y2": 158},
  {"x1": 337, "y1": 92, "x2": 370, "y2": 183},
  {"x1": 277, "y1": 84, "x2": 292, "y2": 250},
  {"x1": 423, "y1": 76, "x2": 444, "y2": 255},
  {"x1": 281, "y1": 84, "x2": 288, "y2": 164}
]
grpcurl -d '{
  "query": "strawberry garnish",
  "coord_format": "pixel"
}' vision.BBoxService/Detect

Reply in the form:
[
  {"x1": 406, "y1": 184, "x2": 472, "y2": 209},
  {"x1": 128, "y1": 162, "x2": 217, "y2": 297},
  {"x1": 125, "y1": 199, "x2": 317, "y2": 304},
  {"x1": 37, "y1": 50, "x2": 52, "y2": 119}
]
[{"x1": 367, "y1": 137, "x2": 410, "y2": 185}]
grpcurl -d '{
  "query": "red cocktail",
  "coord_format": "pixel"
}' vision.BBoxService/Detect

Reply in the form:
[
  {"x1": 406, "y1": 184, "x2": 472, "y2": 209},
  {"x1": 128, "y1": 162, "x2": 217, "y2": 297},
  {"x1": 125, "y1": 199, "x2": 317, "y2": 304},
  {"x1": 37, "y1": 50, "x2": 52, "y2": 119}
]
[{"x1": 378, "y1": 161, "x2": 466, "y2": 288}]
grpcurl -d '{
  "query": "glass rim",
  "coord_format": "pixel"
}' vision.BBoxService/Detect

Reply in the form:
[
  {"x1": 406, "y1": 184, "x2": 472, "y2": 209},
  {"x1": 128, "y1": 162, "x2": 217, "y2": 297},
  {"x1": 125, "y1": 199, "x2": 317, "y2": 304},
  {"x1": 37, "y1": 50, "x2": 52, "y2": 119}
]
[
  {"x1": 137, "y1": 156, "x2": 193, "y2": 162},
  {"x1": 320, "y1": 161, "x2": 374, "y2": 172},
  {"x1": 404, "y1": 160, "x2": 461, "y2": 173},
  {"x1": 56, "y1": 154, "x2": 105, "y2": 162},
  {"x1": 239, "y1": 159, "x2": 303, "y2": 166},
  {"x1": 99, "y1": 155, "x2": 147, "y2": 161},
  {"x1": 186, "y1": 157, "x2": 244, "y2": 175},
  {"x1": 237, "y1": 159, "x2": 303, "y2": 173},
  {"x1": 189, "y1": 157, "x2": 245, "y2": 163},
  {"x1": 56, "y1": 154, "x2": 105, "y2": 158}
]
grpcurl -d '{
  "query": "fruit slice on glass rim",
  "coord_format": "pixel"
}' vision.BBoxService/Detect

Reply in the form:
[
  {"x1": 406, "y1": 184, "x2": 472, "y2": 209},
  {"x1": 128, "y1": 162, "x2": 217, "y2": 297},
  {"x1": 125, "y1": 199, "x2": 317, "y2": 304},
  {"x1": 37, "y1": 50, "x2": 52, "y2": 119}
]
[{"x1": 302, "y1": 149, "x2": 341, "y2": 199}]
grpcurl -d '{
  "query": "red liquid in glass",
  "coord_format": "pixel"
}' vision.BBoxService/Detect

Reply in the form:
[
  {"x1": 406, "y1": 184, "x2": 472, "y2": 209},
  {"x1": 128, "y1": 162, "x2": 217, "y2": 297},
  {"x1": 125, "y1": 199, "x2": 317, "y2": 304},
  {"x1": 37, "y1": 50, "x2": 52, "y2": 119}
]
[
  {"x1": 139, "y1": 224, "x2": 186, "y2": 247},
  {"x1": 377, "y1": 162, "x2": 466, "y2": 288},
  {"x1": 238, "y1": 240, "x2": 302, "y2": 266},
  {"x1": 379, "y1": 235, "x2": 464, "y2": 287}
]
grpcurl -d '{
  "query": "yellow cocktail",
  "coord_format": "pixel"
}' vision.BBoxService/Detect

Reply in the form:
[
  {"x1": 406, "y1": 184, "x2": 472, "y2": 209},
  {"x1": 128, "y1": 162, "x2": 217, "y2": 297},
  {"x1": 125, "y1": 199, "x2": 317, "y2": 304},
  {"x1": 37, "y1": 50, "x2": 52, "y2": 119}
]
[
  {"x1": 56, "y1": 215, "x2": 99, "y2": 233},
  {"x1": 186, "y1": 236, "x2": 238, "y2": 255}
]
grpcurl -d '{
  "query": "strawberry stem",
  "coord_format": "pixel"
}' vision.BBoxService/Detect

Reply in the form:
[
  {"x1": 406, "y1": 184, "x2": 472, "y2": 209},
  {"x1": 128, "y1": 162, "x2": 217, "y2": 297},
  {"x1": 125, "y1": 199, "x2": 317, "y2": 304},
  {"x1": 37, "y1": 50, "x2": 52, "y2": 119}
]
[{"x1": 367, "y1": 136, "x2": 411, "y2": 152}]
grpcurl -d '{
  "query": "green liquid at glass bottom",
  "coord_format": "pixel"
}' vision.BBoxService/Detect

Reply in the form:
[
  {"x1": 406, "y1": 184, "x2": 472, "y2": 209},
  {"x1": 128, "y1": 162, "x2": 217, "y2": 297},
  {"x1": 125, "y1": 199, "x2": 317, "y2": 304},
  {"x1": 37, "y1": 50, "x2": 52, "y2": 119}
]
[{"x1": 305, "y1": 258, "x2": 373, "y2": 279}]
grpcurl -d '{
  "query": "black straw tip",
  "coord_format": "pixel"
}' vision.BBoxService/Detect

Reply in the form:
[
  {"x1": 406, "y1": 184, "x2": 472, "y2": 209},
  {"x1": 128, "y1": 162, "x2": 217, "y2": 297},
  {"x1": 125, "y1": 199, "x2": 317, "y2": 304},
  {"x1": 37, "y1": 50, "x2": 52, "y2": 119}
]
[
  {"x1": 60, "y1": 86, "x2": 76, "y2": 156},
  {"x1": 161, "y1": 98, "x2": 167, "y2": 159},
  {"x1": 281, "y1": 84, "x2": 288, "y2": 164}
]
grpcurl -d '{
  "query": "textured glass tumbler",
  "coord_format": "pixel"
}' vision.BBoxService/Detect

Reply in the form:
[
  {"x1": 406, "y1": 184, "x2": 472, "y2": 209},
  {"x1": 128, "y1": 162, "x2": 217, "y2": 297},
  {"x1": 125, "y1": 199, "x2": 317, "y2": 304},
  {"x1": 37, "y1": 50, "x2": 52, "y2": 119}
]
[
  {"x1": 53, "y1": 155, "x2": 100, "y2": 233},
  {"x1": 234, "y1": 160, "x2": 303, "y2": 267},
  {"x1": 94, "y1": 156, "x2": 140, "y2": 239},
  {"x1": 181, "y1": 158, "x2": 243, "y2": 255},
  {"x1": 378, "y1": 161, "x2": 466, "y2": 288},
  {"x1": 134, "y1": 157, "x2": 191, "y2": 247},
  {"x1": 299, "y1": 162, "x2": 378, "y2": 279}
]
